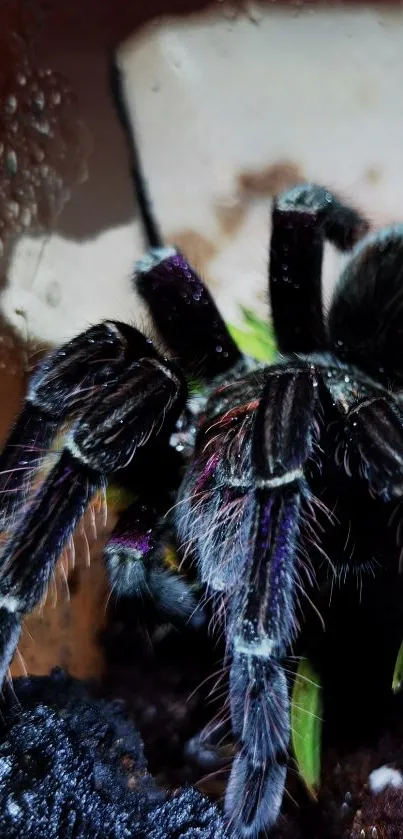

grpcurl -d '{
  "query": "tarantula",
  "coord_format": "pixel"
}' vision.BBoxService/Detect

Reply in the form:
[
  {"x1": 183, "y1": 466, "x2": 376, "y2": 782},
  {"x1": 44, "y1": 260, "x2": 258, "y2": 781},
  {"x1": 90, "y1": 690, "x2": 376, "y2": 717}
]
[{"x1": 1, "y1": 182, "x2": 403, "y2": 838}]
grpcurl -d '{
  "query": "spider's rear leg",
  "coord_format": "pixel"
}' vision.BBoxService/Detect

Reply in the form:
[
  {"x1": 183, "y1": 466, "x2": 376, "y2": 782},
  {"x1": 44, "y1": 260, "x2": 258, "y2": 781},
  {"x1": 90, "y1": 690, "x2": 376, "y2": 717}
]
[
  {"x1": 270, "y1": 183, "x2": 369, "y2": 354},
  {"x1": 328, "y1": 224, "x2": 403, "y2": 387},
  {"x1": 0, "y1": 322, "x2": 156, "y2": 530},
  {"x1": 105, "y1": 496, "x2": 204, "y2": 629},
  {"x1": 135, "y1": 249, "x2": 242, "y2": 380},
  {"x1": 0, "y1": 355, "x2": 186, "y2": 686}
]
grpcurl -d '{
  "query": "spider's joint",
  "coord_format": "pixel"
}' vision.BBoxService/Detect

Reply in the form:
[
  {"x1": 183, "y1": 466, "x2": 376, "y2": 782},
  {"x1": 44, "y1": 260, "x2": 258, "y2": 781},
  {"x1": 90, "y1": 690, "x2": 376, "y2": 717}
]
[
  {"x1": 65, "y1": 435, "x2": 91, "y2": 468},
  {"x1": 145, "y1": 357, "x2": 182, "y2": 388},
  {"x1": 228, "y1": 469, "x2": 303, "y2": 491},
  {"x1": 347, "y1": 394, "x2": 387, "y2": 416},
  {"x1": 0, "y1": 595, "x2": 21, "y2": 613},
  {"x1": 233, "y1": 636, "x2": 276, "y2": 657},
  {"x1": 135, "y1": 246, "x2": 177, "y2": 275}
]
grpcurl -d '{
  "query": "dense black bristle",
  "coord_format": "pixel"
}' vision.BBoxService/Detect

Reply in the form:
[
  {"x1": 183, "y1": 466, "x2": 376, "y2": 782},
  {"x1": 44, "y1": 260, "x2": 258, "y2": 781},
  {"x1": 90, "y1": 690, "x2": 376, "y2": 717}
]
[
  {"x1": 329, "y1": 225, "x2": 403, "y2": 386},
  {"x1": 0, "y1": 402, "x2": 56, "y2": 530},
  {"x1": 0, "y1": 351, "x2": 186, "y2": 687},
  {"x1": 270, "y1": 204, "x2": 326, "y2": 354},
  {"x1": 136, "y1": 248, "x2": 242, "y2": 379},
  {"x1": 0, "y1": 321, "x2": 155, "y2": 531},
  {"x1": 73, "y1": 358, "x2": 186, "y2": 474},
  {"x1": 270, "y1": 184, "x2": 368, "y2": 355}
]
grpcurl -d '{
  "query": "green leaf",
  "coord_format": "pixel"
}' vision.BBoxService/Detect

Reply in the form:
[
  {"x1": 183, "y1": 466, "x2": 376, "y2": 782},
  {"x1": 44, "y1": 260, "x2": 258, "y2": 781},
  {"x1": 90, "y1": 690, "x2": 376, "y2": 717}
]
[
  {"x1": 392, "y1": 640, "x2": 403, "y2": 693},
  {"x1": 227, "y1": 324, "x2": 272, "y2": 362},
  {"x1": 227, "y1": 307, "x2": 276, "y2": 362},
  {"x1": 106, "y1": 483, "x2": 137, "y2": 513},
  {"x1": 291, "y1": 658, "x2": 323, "y2": 799}
]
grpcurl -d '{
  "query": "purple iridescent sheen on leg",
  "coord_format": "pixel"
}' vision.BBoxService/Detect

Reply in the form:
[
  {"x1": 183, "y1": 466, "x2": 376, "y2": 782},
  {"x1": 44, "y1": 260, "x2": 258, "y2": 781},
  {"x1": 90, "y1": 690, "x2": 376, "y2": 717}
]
[
  {"x1": 104, "y1": 496, "x2": 205, "y2": 629},
  {"x1": 135, "y1": 248, "x2": 242, "y2": 379},
  {"x1": 104, "y1": 499, "x2": 158, "y2": 598}
]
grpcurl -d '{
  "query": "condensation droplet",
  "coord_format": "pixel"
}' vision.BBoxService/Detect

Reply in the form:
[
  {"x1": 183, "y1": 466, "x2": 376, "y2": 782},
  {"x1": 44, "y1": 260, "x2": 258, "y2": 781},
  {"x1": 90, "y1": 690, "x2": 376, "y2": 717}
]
[
  {"x1": 7, "y1": 201, "x2": 19, "y2": 219},
  {"x1": 52, "y1": 91, "x2": 62, "y2": 106},
  {"x1": 20, "y1": 208, "x2": 31, "y2": 227},
  {"x1": 4, "y1": 95, "x2": 17, "y2": 115},
  {"x1": 6, "y1": 150, "x2": 17, "y2": 175},
  {"x1": 32, "y1": 91, "x2": 45, "y2": 112},
  {"x1": 45, "y1": 281, "x2": 61, "y2": 308},
  {"x1": 0, "y1": 238, "x2": 3, "y2": 259},
  {"x1": 32, "y1": 146, "x2": 45, "y2": 163},
  {"x1": 33, "y1": 119, "x2": 50, "y2": 135},
  {"x1": 17, "y1": 73, "x2": 27, "y2": 86}
]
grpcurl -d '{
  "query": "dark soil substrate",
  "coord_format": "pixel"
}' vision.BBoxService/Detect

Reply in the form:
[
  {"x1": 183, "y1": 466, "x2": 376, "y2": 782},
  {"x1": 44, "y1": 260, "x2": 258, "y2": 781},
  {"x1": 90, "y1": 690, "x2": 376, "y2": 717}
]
[{"x1": 100, "y1": 570, "x2": 403, "y2": 839}]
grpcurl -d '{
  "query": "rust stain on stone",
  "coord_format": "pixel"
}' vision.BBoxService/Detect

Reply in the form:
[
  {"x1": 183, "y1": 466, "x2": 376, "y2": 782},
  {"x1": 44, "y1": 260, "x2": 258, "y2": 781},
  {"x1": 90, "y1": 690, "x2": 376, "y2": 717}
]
[
  {"x1": 215, "y1": 196, "x2": 247, "y2": 238},
  {"x1": 238, "y1": 160, "x2": 305, "y2": 198},
  {"x1": 168, "y1": 229, "x2": 218, "y2": 270},
  {"x1": 365, "y1": 166, "x2": 383, "y2": 186}
]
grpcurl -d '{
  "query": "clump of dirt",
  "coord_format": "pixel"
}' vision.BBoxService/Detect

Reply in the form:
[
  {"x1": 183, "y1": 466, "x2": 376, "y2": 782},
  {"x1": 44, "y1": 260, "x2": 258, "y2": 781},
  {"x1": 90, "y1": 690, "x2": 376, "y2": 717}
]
[
  {"x1": 271, "y1": 705, "x2": 403, "y2": 838},
  {"x1": 101, "y1": 603, "x2": 227, "y2": 790},
  {"x1": 100, "y1": 558, "x2": 403, "y2": 839}
]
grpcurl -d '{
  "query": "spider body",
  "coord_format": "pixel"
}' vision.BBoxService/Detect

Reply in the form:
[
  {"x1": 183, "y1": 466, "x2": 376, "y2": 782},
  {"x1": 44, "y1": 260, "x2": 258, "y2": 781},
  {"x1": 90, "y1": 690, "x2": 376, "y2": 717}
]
[{"x1": 1, "y1": 183, "x2": 403, "y2": 838}]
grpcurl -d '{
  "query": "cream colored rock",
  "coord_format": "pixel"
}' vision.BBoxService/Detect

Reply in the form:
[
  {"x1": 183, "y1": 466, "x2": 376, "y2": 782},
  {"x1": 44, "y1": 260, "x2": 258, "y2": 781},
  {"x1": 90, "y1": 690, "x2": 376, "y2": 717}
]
[{"x1": 4, "y1": 4, "x2": 403, "y2": 344}]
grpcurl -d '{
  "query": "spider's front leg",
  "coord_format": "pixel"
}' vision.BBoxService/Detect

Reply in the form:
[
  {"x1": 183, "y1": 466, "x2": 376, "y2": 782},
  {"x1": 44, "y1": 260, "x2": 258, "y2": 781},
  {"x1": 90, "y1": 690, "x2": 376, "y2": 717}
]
[
  {"x1": 0, "y1": 354, "x2": 186, "y2": 687},
  {"x1": 270, "y1": 183, "x2": 368, "y2": 354},
  {"x1": 135, "y1": 248, "x2": 243, "y2": 380},
  {"x1": 0, "y1": 321, "x2": 155, "y2": 529},
  {"x1": 178, "y1": 364, "x2": 319, "y2": 837}
]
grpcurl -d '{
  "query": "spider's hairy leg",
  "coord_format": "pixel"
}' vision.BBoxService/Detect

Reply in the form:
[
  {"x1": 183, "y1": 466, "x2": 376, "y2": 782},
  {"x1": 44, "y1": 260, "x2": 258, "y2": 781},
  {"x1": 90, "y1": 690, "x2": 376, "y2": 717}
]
[
  {"x1": 177, "y1": 362, "x2": 318, "y2": 836},
  {"x1": 328, "y1": 224, "x2": 403, "y2": 386},
  {"x1": 225, "y1": 367, "x2": 318, "y2": 837},
  {"x1": 104, "y1": 497, "x2": 203, "y2": 628},
  {"x1": 329, "y1": 380, "x2": 403, "y2": 502},
  {"x1": 0, "y1": 355, "x2": 186, "y2": 686},
  {"x1": 0, "y1": 321, "x2": 157, "y2": 530},
  {"x1": 135, "y1": 249, "x2": 242, "y2": 379},
  {"x1": 270, "y1": 183, "x2": 369, "y2": 354}
]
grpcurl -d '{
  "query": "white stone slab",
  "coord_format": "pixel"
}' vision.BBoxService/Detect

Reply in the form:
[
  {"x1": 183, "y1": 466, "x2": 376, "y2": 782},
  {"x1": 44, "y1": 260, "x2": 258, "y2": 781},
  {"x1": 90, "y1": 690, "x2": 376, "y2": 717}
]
[{"x1": 4, "y1": 4, "x2": 403, "y2": 344}]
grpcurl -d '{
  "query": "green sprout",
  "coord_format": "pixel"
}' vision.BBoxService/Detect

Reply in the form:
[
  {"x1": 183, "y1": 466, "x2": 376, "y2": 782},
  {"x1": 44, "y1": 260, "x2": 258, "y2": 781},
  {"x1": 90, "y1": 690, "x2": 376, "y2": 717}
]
[
  {"x1": 105, "y1": 484, "x2": 137, "y2": 513},
  {"x1": 392, "y1": 640, "x2": 403, "y2": 693},
  {"x1": 227, "y1": 306, "x2": 277, "y2": 362},
  {"x1": 291, "y1": 658, "x2": 323, "y2": 798}
]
